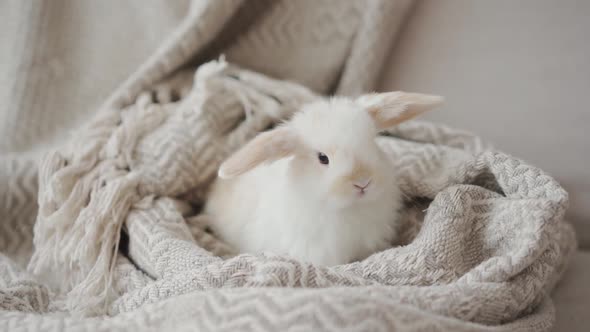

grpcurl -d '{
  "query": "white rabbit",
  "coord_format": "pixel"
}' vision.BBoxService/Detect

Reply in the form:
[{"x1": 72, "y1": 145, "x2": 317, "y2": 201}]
[{"x1": 204, "y1": 91, "x2": 443, "y2": 266}]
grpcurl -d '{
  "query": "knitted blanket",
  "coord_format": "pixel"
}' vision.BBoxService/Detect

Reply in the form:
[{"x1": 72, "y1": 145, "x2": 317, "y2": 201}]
[{"x1": 0, "y1": 1, "x2": 576, "y2": 331}]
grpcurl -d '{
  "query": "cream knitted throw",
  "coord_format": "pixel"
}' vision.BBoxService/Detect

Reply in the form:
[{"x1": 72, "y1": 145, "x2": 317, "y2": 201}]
[
  {"x1": 3, "y1": 58, "x2": 576, "y2": 330},
  {"x1": 0, "y1": 1, "x2": 576, "y2": 331}
]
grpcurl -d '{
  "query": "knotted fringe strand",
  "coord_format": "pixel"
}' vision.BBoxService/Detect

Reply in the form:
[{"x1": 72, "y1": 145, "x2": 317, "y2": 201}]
[
  {"x1": 27, "y1": 103, "x2": 149, "y2": 315},
  {"x1": 26, "y1": 58, "x2": 318, "y2": 316}
]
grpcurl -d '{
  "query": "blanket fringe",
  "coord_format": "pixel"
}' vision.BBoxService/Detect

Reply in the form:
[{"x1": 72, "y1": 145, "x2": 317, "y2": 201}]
[
  {"x1": 27, "y1": 94, "x2": 164, "y2": 315},
  {"x1": 27, "y1": 58, "x2": 319, "y2": 316}
]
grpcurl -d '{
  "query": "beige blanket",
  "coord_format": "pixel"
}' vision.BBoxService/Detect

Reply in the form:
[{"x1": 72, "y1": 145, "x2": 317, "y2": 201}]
[{"x1": 0, "y1": 1, "x2": 576, "y2": 331}]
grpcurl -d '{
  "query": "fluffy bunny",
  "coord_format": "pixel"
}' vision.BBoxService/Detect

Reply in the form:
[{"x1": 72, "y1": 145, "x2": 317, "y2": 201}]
[{"x1": 204, "y1": 91, "x2": 443, "y2": 266}]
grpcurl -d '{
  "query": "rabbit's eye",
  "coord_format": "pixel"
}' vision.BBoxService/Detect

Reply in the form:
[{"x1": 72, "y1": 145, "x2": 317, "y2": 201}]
[{"x1": 317, "y1": 152, "x2": 329, "y2": 165}]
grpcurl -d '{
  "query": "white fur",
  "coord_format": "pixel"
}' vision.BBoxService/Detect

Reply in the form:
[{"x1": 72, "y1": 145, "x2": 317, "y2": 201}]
[{"x1": 205, "y1": 92, "x2": 439, "y2": 266}]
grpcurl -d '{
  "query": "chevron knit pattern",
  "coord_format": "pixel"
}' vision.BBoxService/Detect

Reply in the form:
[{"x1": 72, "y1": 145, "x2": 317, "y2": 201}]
[
  {"x1": 0, "y1": 58, "x2": 574, "y2": 331},
  {"x1": 0, "y1": 1, "x2": 576, "y2": 331}
]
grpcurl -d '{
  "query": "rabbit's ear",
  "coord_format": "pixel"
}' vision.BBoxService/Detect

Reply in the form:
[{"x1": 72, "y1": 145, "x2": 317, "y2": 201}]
[
  {"x1": 356, "y1": 92, "x2": 443, "y2": 130},
  {"x1": 218, "y1": 127, "x2": 299, "y2": 179}
]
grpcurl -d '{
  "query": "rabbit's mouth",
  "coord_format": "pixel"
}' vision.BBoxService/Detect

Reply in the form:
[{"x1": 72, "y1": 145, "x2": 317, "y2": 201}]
[{"x1": 353, "y1": 179, "x2": 371, "y2": 196}]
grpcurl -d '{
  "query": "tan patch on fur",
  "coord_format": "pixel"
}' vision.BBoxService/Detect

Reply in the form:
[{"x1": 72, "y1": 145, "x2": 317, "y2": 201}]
[
  {"x1": 330, "y1": 177, "x2": 354, "y2": 197},
  {"x1": 330, "y1": 159, "x2": 372, "y2": 196},
  {"x1": 346, "y1": 159, "x2": 371, "y2": 183}
]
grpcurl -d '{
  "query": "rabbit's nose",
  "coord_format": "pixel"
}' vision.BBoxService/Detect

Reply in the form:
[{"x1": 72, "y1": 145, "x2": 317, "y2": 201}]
[{"x1": 353, "y1": 179, "x2": 371, "y2": 191}]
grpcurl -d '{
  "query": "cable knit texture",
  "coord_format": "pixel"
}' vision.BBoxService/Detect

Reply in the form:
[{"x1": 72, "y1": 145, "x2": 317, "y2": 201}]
[{"x1": 0, "y1": 1, "x2": 576, "y2": 331}]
